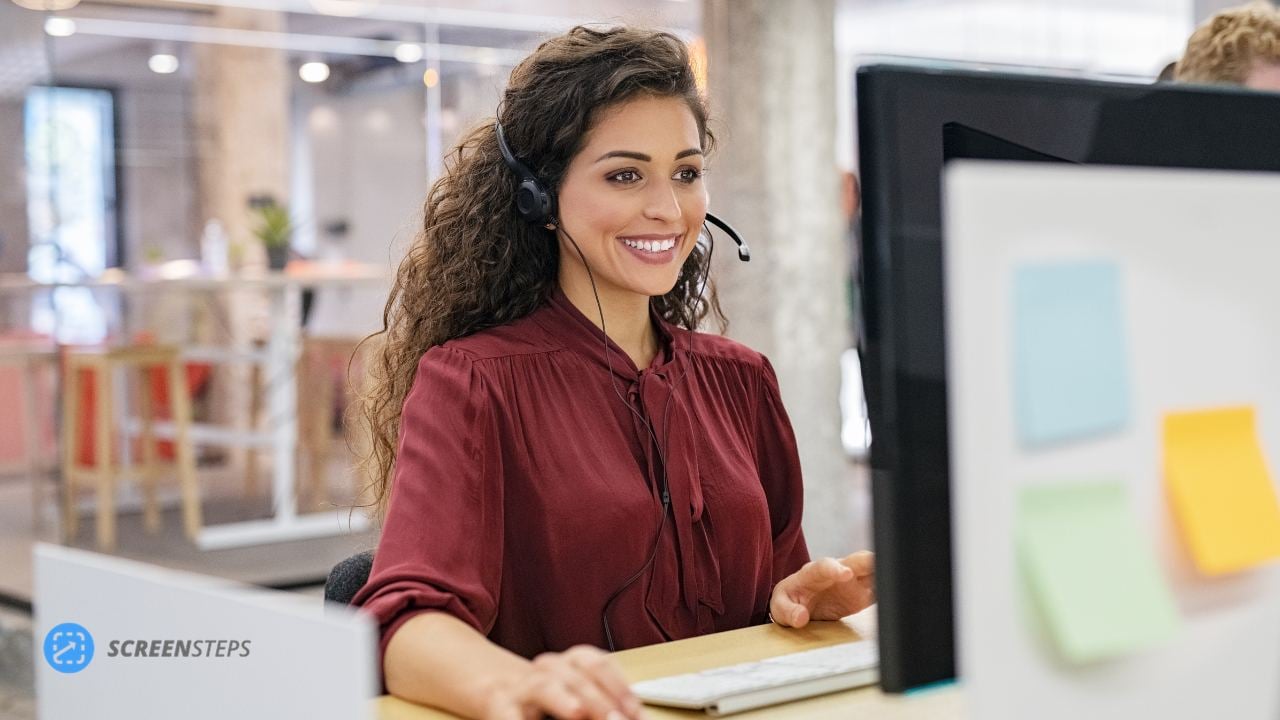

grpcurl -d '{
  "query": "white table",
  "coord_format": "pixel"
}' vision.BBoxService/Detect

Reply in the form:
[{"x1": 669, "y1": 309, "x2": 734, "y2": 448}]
[{"x1": 0, "y1": 265, "x2": 388, "y2": 549}]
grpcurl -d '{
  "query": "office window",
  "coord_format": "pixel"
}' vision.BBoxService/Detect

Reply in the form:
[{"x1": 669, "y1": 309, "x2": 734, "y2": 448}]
[{"x1": 24, "y1": 85, "x2": 118, "y2": 343}]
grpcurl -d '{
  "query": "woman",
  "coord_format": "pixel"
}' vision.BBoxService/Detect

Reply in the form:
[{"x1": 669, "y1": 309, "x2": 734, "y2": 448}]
[{"x1": 353, "y1": 25, "x2": 875, "y2": 720}]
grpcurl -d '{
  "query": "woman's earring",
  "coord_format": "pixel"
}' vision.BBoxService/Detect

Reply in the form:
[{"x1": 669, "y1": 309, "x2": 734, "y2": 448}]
[{"x1": 544, "y1": 220, "x2": 558, "y2": 231}]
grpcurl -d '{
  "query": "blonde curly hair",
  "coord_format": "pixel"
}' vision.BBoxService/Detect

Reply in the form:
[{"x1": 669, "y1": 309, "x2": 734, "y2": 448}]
[{"x1": 1175, "y1": 2, "x2": 1280, "y2": 85}]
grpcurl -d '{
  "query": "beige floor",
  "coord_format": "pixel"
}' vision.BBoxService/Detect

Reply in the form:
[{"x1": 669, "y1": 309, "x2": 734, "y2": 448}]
[{"x1": 0, "y1": 455, "x2": 379, "y2": 605}]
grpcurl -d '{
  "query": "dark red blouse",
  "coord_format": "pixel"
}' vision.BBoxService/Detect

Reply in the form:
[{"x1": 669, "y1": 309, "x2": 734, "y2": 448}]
[{"x1": 352, "y1": 288, "x2": 810, "y2": 666}]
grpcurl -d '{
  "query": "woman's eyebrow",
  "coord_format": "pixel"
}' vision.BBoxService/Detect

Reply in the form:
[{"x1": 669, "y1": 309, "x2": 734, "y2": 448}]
[{"x1": 594, "y1": 148, "x2": 703, "y2": 163}]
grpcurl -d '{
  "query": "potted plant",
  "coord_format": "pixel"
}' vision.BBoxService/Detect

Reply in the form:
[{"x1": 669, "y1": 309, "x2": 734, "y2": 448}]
[{"x1": 250, "y1": 199, "x2": 293, "y2": 270}]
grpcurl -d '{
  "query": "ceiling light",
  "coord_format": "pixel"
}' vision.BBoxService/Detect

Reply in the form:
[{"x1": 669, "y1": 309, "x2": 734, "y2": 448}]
[
  {"x1": 394, "y1": 43, "x2": 423, "y2": 63},
  {"x1": 475, "y1": 48, "x2": 499, "y2": 77},
  {"x1": 148, "y1": 52, "x2": 179, "y2": 74},
  {"x1": 299, "y1": 61, "x2": 330, "y2": 83},
  {"x1": 422, "y1": 67, "x2": 439, "y2": 88},
  {"x1": 308, "y1": 0, "x2": 378, "y2": 17},
  {"x1": 13, "y1": 0, "x2": 80, "y2": 10},
  {"x1": 43, "y1": 17, "x2": 76, "y2": 37}
]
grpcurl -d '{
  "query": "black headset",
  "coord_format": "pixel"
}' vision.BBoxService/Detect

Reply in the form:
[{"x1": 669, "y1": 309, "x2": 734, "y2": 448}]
[
  {"x1": 495, "y1": 122, "x2": 751, "y2": 262},
  {"x1": 495, "y1": 122, "x2": 557, "y2": 227},
  {"x1": 494, "y1": 120, "x2": 750, "y2": 650}
]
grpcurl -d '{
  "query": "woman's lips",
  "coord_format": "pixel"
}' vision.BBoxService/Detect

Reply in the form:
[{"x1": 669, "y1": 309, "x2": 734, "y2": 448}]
[{"x1": 617, "y1": 234, "x2": 680, "y2": 266}]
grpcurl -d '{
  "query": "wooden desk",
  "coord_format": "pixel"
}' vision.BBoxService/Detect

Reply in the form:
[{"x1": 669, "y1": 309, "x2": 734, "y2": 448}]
[{"x1": 374, "y1": 618, "x2": 962, "y2": 720}]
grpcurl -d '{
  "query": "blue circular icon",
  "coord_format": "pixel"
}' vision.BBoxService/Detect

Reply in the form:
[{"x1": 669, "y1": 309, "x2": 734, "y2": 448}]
[{"x1": 43, "y1": 623, "x2": 94, "y2": 674}]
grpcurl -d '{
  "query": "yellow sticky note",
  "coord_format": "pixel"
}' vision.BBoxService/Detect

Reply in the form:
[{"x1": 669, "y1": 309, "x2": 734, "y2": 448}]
[{"x1": 1164, "y1": 406, "x2": 1280, "y2": 575}]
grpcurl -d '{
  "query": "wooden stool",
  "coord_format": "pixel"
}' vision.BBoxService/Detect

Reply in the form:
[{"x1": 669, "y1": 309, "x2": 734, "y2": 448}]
[{"x1": 61, "y1": 345, "x2": 200, "y2": 550}]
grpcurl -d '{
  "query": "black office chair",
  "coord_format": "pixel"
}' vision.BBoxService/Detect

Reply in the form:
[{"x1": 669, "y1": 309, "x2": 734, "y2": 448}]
[{"x1": 325, "y1": 549, "x2": 375, "y2": 607}]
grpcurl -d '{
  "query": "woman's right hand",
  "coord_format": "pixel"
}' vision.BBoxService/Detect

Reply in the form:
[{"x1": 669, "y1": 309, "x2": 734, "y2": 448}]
[{"x1": 483, "y1": 645, "x2": 646, "y2": 720}]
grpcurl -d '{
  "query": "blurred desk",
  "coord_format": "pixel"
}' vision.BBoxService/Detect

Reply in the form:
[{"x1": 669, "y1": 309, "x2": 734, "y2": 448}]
[
  {"x1": 0, "y1": 263, "x2": 388, "y2": 549},
  {"x1": 374, "y1": 618, "x2": 963, "y2": 720}
]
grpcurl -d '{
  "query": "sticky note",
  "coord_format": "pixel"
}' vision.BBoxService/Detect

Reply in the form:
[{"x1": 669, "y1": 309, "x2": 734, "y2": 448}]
[
  {"x1": 1013, "y1": 261, "x2": 1129, "y2": 446},
  {"x1": 1163, "y1": 407, "x2": 1280, "y2": 576},
  {"x1": 1018, "y1": 480, "x2": 1179, "y2": 664}
]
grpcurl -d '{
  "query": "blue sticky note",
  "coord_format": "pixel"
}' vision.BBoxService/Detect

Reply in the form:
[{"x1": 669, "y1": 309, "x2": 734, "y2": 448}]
[{"x1": 1013, "y1": 260, "x2": 1129, "y2": 446}]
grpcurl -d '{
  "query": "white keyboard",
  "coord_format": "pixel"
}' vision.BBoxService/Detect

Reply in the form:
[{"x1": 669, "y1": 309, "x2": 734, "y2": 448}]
[{"x1": 631, "y1": 640, "x2": 879, "y2": 716}]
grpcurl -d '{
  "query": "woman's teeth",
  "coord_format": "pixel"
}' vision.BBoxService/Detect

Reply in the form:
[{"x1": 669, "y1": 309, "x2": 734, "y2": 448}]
[{"x1": 621, "y1": 238, "x2": 676, "y2": 253}]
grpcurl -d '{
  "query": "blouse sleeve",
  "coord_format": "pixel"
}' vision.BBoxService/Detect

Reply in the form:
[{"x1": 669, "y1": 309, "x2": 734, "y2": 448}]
[
  {"x1": 754, "y1": 356, "x2": 812, "y2": 588},
  {"x1": 350, "y1": 345, "x2": 504, "y2": 669}
]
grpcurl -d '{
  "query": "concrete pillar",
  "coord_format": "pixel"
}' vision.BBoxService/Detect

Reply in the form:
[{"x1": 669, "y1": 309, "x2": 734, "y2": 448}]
[
  {"x1": 192, "y1": 7, "x2": 291, "y2": 265},
  {"x1": 703, "y1": 0, "x2": 855, "y2": 559},
  {"x1": 190, "y1": 7, "x2": 291, "y2": 471}
]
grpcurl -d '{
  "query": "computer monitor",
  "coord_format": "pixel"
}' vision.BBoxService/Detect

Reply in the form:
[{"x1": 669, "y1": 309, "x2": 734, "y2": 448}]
[{"x1": 855, "y1": 63, "x2": 1280, "y2": 693}]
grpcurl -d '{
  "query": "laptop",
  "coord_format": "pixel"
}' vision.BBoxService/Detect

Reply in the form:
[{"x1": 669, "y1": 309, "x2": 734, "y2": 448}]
[{"x1": 34, "y1": 543, "x2": 376, "y2": 720}]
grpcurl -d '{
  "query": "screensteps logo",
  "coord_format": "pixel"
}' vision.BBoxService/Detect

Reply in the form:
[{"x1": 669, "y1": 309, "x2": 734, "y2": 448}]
[
  {"x1": 107, "y1": 638, "x2": 252, "y2": 659},
  {"x1": 43, "y1": 622, "x2": 253, "y2": 674}
]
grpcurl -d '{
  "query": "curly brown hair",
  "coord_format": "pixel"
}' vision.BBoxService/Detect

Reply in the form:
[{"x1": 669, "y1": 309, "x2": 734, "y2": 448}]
[
  {"x1": 1176, "y1": 2, "x2": 1280, "y2": 84},
  {"x1": 356, "y1": 25, "x2": 726, "y2": 519}
]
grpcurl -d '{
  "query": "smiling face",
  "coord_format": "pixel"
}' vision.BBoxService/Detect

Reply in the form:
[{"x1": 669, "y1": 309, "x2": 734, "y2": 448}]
[{"x1": 553, "y1": 94, "x2": 709, "y2": 301}]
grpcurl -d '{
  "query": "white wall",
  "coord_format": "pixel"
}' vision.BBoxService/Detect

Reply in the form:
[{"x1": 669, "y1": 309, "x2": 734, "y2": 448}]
[{"x1": 297, "y1": 77, "x2": 428, "y2": 336}]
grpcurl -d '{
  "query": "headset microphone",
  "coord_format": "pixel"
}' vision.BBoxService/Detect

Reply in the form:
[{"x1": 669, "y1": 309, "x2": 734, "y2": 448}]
[{"x1": 703, "y1": 212, "x2": 750, "y2": 262}]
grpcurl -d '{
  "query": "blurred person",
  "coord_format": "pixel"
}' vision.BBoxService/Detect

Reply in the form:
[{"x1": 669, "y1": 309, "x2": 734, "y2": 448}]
[
  {"x1": 1175, "y1": 2, "x2": 1280, "y2": 90},
  {"x1": 841, "y1": 170, "x2": 863, "y2": 346},
  {"x1": 352, "y1": 25, "x2": 875, "y2": 720},
  {"x1": 840, "y1": 170, "x2": 872, "y2": 458}
]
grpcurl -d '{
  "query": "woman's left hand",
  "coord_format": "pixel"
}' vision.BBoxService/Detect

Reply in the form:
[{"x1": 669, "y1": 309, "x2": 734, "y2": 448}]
[{"x1": 769, "y1": 551, "x2": 875, "y2": 628}]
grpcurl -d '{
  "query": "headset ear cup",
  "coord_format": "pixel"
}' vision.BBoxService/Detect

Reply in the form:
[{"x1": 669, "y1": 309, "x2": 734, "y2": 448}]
[
  {"x1": 496, "y1": 122, "x2": 557, "y2": 226},
  {"x1": 515, "y1": 182, "x2": 538, "y2": 223},
  {"x1": 515, "y1": 179, "x2": 555, "y2": 225},
  {"x1": 515, "y1": 181, "x2": 548, "y2": 224}
]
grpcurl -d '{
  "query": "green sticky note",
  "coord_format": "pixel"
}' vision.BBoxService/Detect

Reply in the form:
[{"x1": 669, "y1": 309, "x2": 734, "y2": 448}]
[{"x1": 1017, "y1": 480, "x2": 1179, "y2": 664}]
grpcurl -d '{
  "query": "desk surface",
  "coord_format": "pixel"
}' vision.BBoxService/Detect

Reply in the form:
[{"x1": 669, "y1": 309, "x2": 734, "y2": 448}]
[{"x1": 373, "y1": 617, "x2": 963, "y2": 720}]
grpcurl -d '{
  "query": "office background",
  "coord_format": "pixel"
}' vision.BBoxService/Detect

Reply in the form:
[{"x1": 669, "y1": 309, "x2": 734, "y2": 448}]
[{"x1": 0, "y1": 0, "x2": 1266, "y2": 717}]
